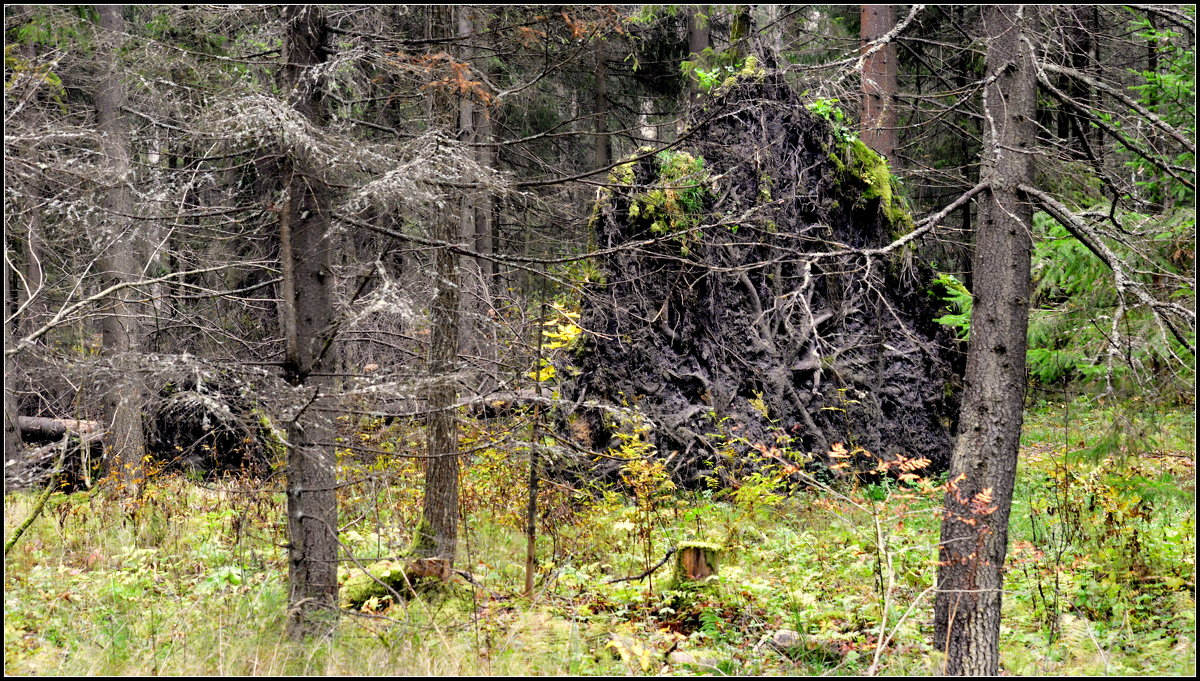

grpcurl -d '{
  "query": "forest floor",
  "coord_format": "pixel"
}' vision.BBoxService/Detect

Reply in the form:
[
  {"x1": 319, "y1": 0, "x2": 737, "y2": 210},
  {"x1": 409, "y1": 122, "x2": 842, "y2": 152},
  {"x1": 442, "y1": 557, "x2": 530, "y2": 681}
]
[{"x1": 3, "y1": 401, "x2": 1195, "y2": 676}]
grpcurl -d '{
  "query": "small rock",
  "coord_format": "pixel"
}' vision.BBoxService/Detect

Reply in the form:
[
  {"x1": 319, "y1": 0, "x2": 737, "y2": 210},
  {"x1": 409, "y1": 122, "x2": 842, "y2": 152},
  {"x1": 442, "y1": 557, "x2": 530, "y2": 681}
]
[
  {"x1": 668, "y1": 650, "x2": 721, "y2": 667},
  {"x1": 772, "y1": 629, "x2": 801, "y2": 648},
  {"x1": 755, "y1": 628, "x2": 801, "y2": 653},
  {"x1": 668, "y1": 651, "x2": 696, "y2": 665}
]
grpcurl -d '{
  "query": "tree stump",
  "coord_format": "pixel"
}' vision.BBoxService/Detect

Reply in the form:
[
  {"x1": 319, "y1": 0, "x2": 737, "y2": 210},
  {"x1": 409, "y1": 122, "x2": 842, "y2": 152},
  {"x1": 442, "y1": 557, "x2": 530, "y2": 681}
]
[
  {"x1": 405, "y1": 557, "x2": 451, "y2": 583},
  {"x1": 340, "y1": 558, "x2": 452, "y2": 610},
  {"x1": 671, "y1": 541, "x2": 722, "y2": 587}
]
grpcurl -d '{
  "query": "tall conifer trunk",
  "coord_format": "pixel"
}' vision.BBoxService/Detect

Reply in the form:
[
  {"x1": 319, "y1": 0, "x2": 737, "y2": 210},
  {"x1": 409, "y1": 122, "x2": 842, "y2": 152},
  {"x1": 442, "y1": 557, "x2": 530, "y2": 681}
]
[
  {"x1": 860, "y1": 5, "x2": 898, "y2": 159},
  {"x1": 686, "y1": 7, "x2": 711, "y2": 104},
  {"x1": 412, "y1": 208, "x2": 461, "y2": 565},
  {"x1": 280, "y1": 5, "x2": 339, "y2": 639},
  {"x1": 3, "y1": 233, "x2": 18, "y2": 465},
  {"x1": 934, "y1": 6, "x2": 1038, "y2": 675},
  {"x1": 94, "y1": 4, "x2": 146, "y2": 491}
]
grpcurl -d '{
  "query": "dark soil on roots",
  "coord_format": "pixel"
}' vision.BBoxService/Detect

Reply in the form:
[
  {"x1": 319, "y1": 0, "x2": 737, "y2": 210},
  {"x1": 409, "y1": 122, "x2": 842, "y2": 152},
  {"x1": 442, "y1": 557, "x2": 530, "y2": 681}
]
[{"x1": 562, "y1": 76, "x2": 964, "y2": 486}]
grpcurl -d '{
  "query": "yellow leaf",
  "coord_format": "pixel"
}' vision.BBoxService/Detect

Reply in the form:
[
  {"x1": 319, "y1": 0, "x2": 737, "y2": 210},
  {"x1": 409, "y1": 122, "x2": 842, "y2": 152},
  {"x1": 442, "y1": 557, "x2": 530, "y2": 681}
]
[{"x1": 528, "y1": 362, "x2": 556, "y2": 382}]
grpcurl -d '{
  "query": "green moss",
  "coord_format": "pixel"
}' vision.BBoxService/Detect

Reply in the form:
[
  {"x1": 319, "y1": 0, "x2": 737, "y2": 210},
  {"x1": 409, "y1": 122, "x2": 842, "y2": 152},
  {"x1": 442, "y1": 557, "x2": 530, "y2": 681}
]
[
  {"x1": 683, "y1": 51, "x2": 765, "y2": 95},
  {"x1": 626, "y1": 150, "x2": 712, "y2": 254},
  {"x1": 829, "y1": 139, "x2": 915, "y2": 236},
  {"x1": 408, "y1": 515, "x2": 435, "y2": 557},
  {"x1": 669, "y1": 541, "x2": 723, "y2": 590},
  {"x1": 253, "y1": 408, "x2": 287, "y2": 464},
  {"x1": 737, "y1": 55, "x2": 764, "y2": 79},
  {"x1": 340, "y1": 560, "x2": 409, "y2": 609},
  {"x1": 610, "y1": 160, "x2": 636, "y2": 186},
  {"x1": 757, "y1": 173, "x2": 773, "y2": 204},
  {"x1": 590, "y1": 153, "x2": 639, "y2": 227}
]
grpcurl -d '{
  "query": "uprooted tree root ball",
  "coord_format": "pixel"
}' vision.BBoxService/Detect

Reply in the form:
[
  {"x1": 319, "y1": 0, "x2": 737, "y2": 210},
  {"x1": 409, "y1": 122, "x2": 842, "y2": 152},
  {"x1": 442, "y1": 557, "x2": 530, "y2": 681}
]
[
  {"x1": 562, "y1": 76, "x2": 964, "y2": 485},
  {"x1": 146, "y1": 371, "x2": 279, "y2": 478},
  {"x1": 6, "y1": 367, "x2": 281, "y2": 492}
]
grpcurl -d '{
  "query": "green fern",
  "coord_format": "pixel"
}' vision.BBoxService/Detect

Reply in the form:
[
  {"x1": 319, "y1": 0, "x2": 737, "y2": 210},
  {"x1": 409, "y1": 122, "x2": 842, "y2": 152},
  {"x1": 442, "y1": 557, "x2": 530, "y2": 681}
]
[{"x1": 929, "y1": 273, "x2": 973, "y2": 340}]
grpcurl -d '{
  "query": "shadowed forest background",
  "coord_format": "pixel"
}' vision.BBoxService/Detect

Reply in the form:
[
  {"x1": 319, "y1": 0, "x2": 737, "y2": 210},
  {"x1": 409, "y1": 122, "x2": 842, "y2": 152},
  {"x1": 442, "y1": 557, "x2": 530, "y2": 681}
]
[{"x1": 3, "y1": 5, "x2": 1195, "y2": 675}]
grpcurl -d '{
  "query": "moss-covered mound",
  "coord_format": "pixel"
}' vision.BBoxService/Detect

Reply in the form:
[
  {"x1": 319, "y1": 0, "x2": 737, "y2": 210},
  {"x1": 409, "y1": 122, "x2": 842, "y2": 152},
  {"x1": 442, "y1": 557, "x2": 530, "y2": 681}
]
[{"x1": 563, "y1": 75, "x2": 962, "y2": 485}]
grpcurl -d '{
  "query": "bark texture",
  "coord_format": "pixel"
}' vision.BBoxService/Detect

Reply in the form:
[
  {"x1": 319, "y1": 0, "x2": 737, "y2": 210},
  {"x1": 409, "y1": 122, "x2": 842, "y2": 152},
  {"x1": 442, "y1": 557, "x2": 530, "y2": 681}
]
[
  {"x1": 933, "y1": 6, "x2": 1038, "y2": 675},
  {"x1": 686, "y1": 6, "x2": 711, "y2": 103},
  {"x1": 3, "y1": 235, "x2": 19, "y2": 470},
  {"x1": 593, "y1": 43, "x2": 611, "y2": 169},
  {"x1": 412, "y1": 208, "x2": 462, "y2": 564},
  {"x1": 95, "y1": 5, "x2": 146, "y2": 490},
  {"x1": 456, "y1": 6, "x2": 494, "y2": 285},
  {"x1": 860, "y1": 5, "x2": 899, "y2": 159},
  {"x1": 280, "y1": 4, "x2": 340, "y2": 639}
]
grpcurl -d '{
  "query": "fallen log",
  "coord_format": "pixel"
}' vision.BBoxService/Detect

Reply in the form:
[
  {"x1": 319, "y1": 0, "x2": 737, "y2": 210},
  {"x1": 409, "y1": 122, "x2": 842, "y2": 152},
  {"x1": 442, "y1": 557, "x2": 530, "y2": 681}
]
[
  {"x1": 17, "y1": 416, "x2": 100, "y2": 444},
  {"x1": 5, "y1": 435, "x2": 106, "y2": 492},
  {"x1": 463, "y1": 390, "x2": 543, "y2": 419}
]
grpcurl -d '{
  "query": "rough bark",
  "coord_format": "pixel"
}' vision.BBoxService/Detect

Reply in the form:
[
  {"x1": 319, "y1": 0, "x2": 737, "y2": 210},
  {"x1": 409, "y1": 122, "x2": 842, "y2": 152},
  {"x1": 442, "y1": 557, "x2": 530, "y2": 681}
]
[
  {"x1": 594, "y1": 43, "x2": 611, "y2": 169},
  {"x1": 412, "y1": 7, "x2": 465, "y2": 562},
  {"x1": 525, "y1": 297, "x2": 547, "y2": 595},
  {"x1": 728, "y1": 5, "x2": 752, "y2": 63},
  {"x1": 860, "y1": 5, "x2": 898, "y2": 159},
  {"x1": 94, "y1": 5, "x2": 146, "y2": 491},
  {"x1": 407, "y1": 12, "x2": 468, "y2": 564},
  {"x1": 443, "y1": 6, "x2": 496, "y2": 293},
  {"x1": 1056, "y1": 8, "x2": 1095, "y2": 160},
  {"x1": 3, "y1": 234, "x2": 19, "y2": 472},
  {"x1": 686, "y1": 6, "x2": 711, "y2": 103},
  {"x1": 457, "y1": 6, "x2": 481, "y2": 267},
  {"x1": 674, "y1": 542, "x2": 721, "y2": 584},
  {"x1": 18, "y1": 175, "x2": 46, "y2": 341},
  {"x1": 933, "y1": 6, "x2": 1038, "y2": 675},
  {"x1": 280, "y1": 4, "x2": 340, "y2": 640},
  {"x1": 412, "y1": 207, "x2": 462, "y2": 566},
  {"x1": 10, "y1": 37, "x2": 46, "y2": 342}
]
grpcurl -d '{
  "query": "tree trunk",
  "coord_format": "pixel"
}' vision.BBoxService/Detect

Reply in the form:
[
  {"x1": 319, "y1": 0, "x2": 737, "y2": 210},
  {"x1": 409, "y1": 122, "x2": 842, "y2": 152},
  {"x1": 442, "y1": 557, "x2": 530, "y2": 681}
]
[
  {"x1": 94, "y1": 4, "x2": 146, "y2": 492},
  {"x1": 412, "y1": 208, "x2": 462, "y2": 566},
  {"x1": 414, "y1": 3, "x2": 464, "y2": 561},
  {"x1": 729, "y1": 5, "x2": 752, "y2": 63},
  {"x1": 280, "y1": 5, "x2": 340, "y2": 640},
  {"x1": 3, "y1": 233, "x2": 19, "y2": 467},
  {"x1": 933, "y1": 6, "x2": 1037, "y2": 675},
  {"x1": 954, "y1": 5, "x2": 977, "y2": 271},
  {"x1": 686, "y1": 6, "x2": 711, "y2": 103},
  {"x1": 594, "y1": 43, "x2": 611, "y2": 169},
  {"x1": 755, "y1": 5, "x2": 785, "y2": 64},
  {"x1": 18, "y1": 177, "x2": 46, "y2": 341},
  {"x1": 453, "y1": 6, "x2": 495, "y2": 290},
  {"x1": 1056, "y1": 8, "x2": 1095, "y2": 163},
  {"x1": 12, "y1": 38, "x2": 46, "y2": 342},
  {"x1": 860, "y1": 5, "x2": 898, "y2": 159}
]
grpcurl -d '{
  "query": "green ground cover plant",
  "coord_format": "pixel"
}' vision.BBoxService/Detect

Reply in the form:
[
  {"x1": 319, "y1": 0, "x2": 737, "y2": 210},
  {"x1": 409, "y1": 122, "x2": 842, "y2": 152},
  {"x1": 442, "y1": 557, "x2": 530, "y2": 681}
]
[{"x1": 4, "y1": 402, "x2": 1194, "y2": 675}]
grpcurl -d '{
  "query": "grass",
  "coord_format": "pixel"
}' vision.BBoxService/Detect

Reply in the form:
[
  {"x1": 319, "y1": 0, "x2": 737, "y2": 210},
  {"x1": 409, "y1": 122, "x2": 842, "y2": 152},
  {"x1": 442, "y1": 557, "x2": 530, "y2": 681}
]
[{"x1": 4, "y1": 402, "x2": 1195, "y2": 675}]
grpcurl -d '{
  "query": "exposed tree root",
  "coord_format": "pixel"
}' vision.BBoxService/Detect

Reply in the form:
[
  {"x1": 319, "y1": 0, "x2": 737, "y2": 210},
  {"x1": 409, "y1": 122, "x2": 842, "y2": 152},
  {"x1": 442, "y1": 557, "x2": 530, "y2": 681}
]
[{"x1": 563, "y1": 76, "x2": 963, "y2": 485}]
